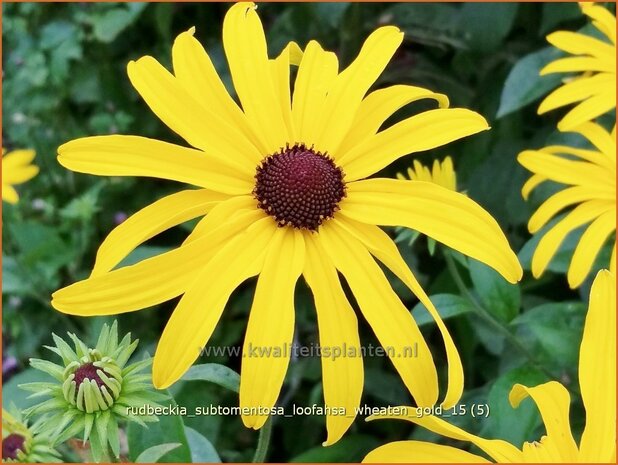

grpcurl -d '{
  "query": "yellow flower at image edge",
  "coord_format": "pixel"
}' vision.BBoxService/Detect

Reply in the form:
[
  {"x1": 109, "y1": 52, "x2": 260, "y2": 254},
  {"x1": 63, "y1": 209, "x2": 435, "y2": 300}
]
[
  {"x1": 538, "y1": 3, "x2": 616, "y2": 131},
  {"x1": 1, "y1": 149, "x2": 39, "y2": 204},
  {"x1": 51, "y1": 2, "x2": 522, "y2": 444},
  {"x1": 363, "y1": 269, "x2": 616, "y2": 463},
  {"x1": 519, "y1": 122, "x2": 616, "y2": 288}
]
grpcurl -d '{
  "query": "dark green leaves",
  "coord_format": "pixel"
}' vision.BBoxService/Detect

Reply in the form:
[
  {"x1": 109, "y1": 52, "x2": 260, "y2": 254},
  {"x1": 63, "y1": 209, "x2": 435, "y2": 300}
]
[{"x1": 469, "y1": 259, "x2": 521, "y2": 323}]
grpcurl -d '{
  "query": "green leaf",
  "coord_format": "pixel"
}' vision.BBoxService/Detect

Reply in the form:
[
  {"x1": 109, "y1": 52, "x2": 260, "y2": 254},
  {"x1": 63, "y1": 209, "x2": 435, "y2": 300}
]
[
  {"x1": 540, "y1": 3, "x2": 582, "y2": 35},
  {"x1": 135, "y1": 443, "x2": 182, "y2": 463},
  {"x1": 411, "y1": 293, "x2": 475, "y2": 326},
  {"x1": 2, "y1": 255, "x2": 31, "y2": 295},
  {"x1": 185, "y1": 427, "x2": 221, "y2": 463},
  {"x1": 180, "y1": 363, "x2": 240, "y2": 393},
  {"x1": 459, "y1": 3, "x2": 519, "y2": 52},
  {"x1": 496, "y1": 47, "x2": 563, "y2": 118},
  {"x1": 91, "y1": 4, "x2": 147, "y2": 43},
  {"x1": 290, "y1": 434, "x2": 380, "y2": 463},
  {"x1": 4, "y1": 368, "x2": 53, "y2": 410},
  {"x1": 469, "y1": 259, "x2": 521, "y2": 323},
  {"x1": 127, "y1": 396, "x2": 191, "y2": 463},
  {"x1": 479, "y1": 366, "x2": 548, "y2": 444}
]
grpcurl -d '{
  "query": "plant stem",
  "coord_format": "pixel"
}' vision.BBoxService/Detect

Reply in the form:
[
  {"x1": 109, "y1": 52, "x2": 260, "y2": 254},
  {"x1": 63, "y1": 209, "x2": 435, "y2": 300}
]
[
  {"x1": 443, "y1": 251, "x2": 564, "y2": 384},
  {"x1": 252, "y1": 416, "x2": 273, "y2": 463}
]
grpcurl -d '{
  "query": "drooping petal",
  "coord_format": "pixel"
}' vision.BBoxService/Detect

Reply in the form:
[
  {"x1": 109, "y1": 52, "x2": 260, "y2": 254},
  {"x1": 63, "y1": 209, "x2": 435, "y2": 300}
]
[
  {"x1": 558, "y1": 90, "x2": 616, "y2": 131},
  {"x1": 580, "y1": 3, "x2": 617, "y2": 44},
  {"x1": 240, "y1": 227, "x2": 305, "y2": 429},
  {"x1": 127, "y1": 56, "x2": 262, "y2": 163},
  {"x1": 568, "y1": 210, "x2": 616, "y2": 288},
  {"x1": 522, "y1": 174, "x2": 546, "y2": 200},
  {"x1": 527, "y1": 185, "x2": 607, "y2": 233},
  {"x1": 51, "y1": 206, "x2": 264, "y2": 315},
  {"x1": 509, "y1": 382, "x2": 578, "y2": 462},
  {"x1": 58, "y1": 135, "x2": 254, "y2": 195},
  {"x1": 271, "y1": 41, "x2": 303, "y2": 141},
  {"x1": 2, "y1": 184, "x2": 19, "y2": 204},
  {"x1": 543, "y1": 144, "x2": 613, "y2": 170},
  {"x1": 521, "y1": 435, "x2": 564, "y2": 463},
  {"x1": 171, "y1": 28, "x2": 265, "y2": 158},
  {"x1": 518, "y1": 149, "x2": 610, "y2": 189},
  {"x1": 363, "y1": 440, "x2": 489, "y2": 463},
  {"x1": 334, "y1": 216, "x2": 463, "y2": 409},
  {"x1": 570, "y1": 121, "x2": 616, "y2": 157},
  {"x1": 368, "y1": 409, "x2": 523, "y2": 462},
  {"x1": 318, "y1": 222, "x2": 439, "y2": 408},
  {"x1": 537, "y1": 73, "x2": 615, "y2": 115},
  {"x1": 545, "y1": 31, "x2": 615, "y2": 61},
  {"x1": 579, "y1": 270, "x2": 616, "y2": 462},
  {"x1": 313, "y1": 26, "x2": 404, "y2": 154},
  {"x1": 223, "y1": 2, "x2": 289, "y2": 153},
  {"x1": 342, "y1": 179, "x2": 522, "y2": 283},
  {"x1": 303, "y1": 232, "x2": 363, "y2": 445},
  {"x1": 292, "y1": 40, "x2": 339, "y2": 145},
  {"x1": 2, "y1": 149, "x2": 36, "y2": 168},
  {"x1": 153, "y1": 216, "x2": 277, "y2": 389},
  {"x1": 531, "y1": 200, "x2": 613, "y2": 278},
  {"x1": 339, "y1": 109, "x2": 489, "y2": 181},
  {"x1": 2, "y1": 164, "x2": 39, "y2": 185},
  {"x1": 91, "y1": 189, "x2": 229, "y2": 277},
  {"x1": 337, "y1": 85, "x2": 449, "y2": 156},
  {"x1": 541, "y1": 56, "x2": 615, "y2": 74}
]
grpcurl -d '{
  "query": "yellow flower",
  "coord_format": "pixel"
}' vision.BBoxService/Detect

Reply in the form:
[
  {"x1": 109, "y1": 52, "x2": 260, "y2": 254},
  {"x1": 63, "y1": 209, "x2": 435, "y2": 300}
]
[
  {"x1": 51, "y1": 2, "x2": 521, "y2": 443},
  {"x1": 396, "y1": 156, "x2": 457, "y2": 191},
  {"x1": 364, "y1": 269, "x2": 616, "y2": 463},
  {"x1": 519, "y1": 122, "x2": 616, "y2": 288},
  {"x1": 1, "y1": 149, "x2": 39, "y2": 204},
  {"x1": 538, "y1": 3, "x2": 616, "y2": 131}
]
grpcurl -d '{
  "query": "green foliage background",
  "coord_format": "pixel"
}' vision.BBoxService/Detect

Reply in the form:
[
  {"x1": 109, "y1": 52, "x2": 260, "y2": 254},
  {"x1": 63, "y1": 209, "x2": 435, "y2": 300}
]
[{"x1": 2, "y1": 2, "x2": 615, "y2": 463}]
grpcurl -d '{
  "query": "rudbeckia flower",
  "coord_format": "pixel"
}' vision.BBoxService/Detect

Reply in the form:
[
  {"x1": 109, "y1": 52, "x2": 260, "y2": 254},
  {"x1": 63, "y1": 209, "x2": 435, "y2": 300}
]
[
  {"x1": 363, "y1": 269, "x2": 615, "y2": 463},
  {"x1": 1, "y1": 149, "x2": 39, "y2": 204},
  {"x1": 519, "y1": 122, "x2": 615, "y2": 288},
  {"x1": 52, "y1": 2, "x2": 521, "y2": 443},
  {"x1": 538, "y1": 2, "x2": 616, "y2": 131},
  {"x1": 396, "y1": 156, "x2": 457, "y2": 191},
  {"x1": 2, "y1": 409, "x2": 61, "y2": 463}
]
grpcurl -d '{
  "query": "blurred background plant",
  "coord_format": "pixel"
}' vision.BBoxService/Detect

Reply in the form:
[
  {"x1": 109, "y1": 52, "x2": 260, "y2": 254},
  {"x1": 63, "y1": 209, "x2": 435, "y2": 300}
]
[{"x1": 2, "y1": 2, "x2": 615, "y2": 462}]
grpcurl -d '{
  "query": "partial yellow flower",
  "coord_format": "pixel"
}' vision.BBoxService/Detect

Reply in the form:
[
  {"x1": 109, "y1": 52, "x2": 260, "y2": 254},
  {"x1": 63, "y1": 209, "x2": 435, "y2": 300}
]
[
  {"x1": 518, "y1": 122, "x2": 616, "y2": 288},
  {"x1": 1, "y1": 149, "x2": 39, "y2": 204},
  {"x1": 364, "y1": 269, "x2": 616, "y2": 463},
  {"x1": 396, "y1": 156, "x2": 457, "y2": 191},
  {"x1": 538, "y1": 3, "x2": 616, "y2": 131},
  {"x1": 51, "y1": 2, "x2": 522, "y2": 444}
]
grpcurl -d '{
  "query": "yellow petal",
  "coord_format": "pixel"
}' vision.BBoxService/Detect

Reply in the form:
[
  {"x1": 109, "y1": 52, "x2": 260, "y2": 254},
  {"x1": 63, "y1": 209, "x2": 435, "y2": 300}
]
[
  {"x1": 579, "y1": 270, "x2": 616, "y2": 462},
  {"x1": 58, "y1": 135, "x2": 253, "y2": 195},
  {"x1": 171, "y1": 28, "x2": 266, "y2": 158},
  {"x1": 337, "y1": 85, "x2": 449, "y2": 156},
  {"x1": 538, "y1": 73, "x2": 615, "y2": 114},
  {"x1": 52, "y1": 205, "x2": 264, "y2": 315},
  {"x1": 291, "y1": 40, "x2": 339, "y2": 145},
  {"x1": 521, "y1": 435, "x2": 564, "y2": 463},
  {"x1": 568, "y1": 210, "x2": 616, "y2": 288},
  {"x1": 543, "y1": 144, "x2": 613, "y2": 170},
  {"x1": 2, "y1": 149, "x2": 36, "y2": 168},
  {"x1": 580, "y1": 3, "x2": 617, "y2": 44},
  {"x1": 546, "y1": 31, "x2": 615, "y2": 60},
  {"x1": 240, "y1": 227, "x2": 305, "y2": 429},
  {"x1": 571, "y1": 121, "x2": 616, "y2": 157},
  {"x1": 303, "y1": 233, "x2": 363, "y2": 445},
  {"x1": 518, "y1": 149, "x2": 609, "y2": 189},
  {"x1": 369, "y1": 409, "x2": 523, "y2": 462},
  {"x1": 223, "y1": 2, "x2": 288, "y2": 153},
  {"x1": 342, "y1": 179, "x2": 522, "y2": 283},
  {"x1": 557, "y1": 90, "x2": 616, "y2": 131},
  {"x1": 2, "y1": 184, "x2": 19, "y2": 204},
  {"x1": 527, "y1": 186, "x2": 605, "y2": 233},
  {"x1": 541, "y1": 56, "x2": 615, "y2": 74},
  {"x1": 313, "y1": 26, "x2": 403, "y2": 154},
  {"x1": 2, "y1": 165, "x2": 39, "y2": 185},
  {"x1": 153, "y1": 216, "x2": 276, "y2": 389},
  {"x1": 334, "y1": 216, "x2": 463, "y2": 409},
  {"x1": 522, "y1": 174, "x2": 546, "y2": 200},
  {"x1": 340, "y1": 109, "x2": 489, "y2": 181},
  {"x1": 127, "y1": 55, "x2": 261, "y2": 163},
  {"x1": 318, "y1": 222, "x2": 439, "y2": 408},
  {"x1": 91, "y1": 189, "x2": 229, "y2": 277},
  {"x1": 509, "y1": 382, "x2": 578, "y2": 462},
  {"x1": 271, "y1": 42, "x2": 303, "y2": 141},
  {"x1": 531, "y1": 200, "x2": 613, "y2": 278},
  {"x1": 363, "y1": 440, "x2": 489, "y2": 463}
]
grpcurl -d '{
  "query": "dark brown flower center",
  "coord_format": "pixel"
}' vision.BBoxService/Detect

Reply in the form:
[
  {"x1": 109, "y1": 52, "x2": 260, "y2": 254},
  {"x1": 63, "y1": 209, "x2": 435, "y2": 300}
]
[
  {"x1": 254, "y1": 144, "x2": 346, "y2": 230},
  {"x1": 2, "y1": 433, "x2": 25, "y2": 460},
  {"x1": 73, "y1": 362, "x2": 106, "y2": 388}
]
